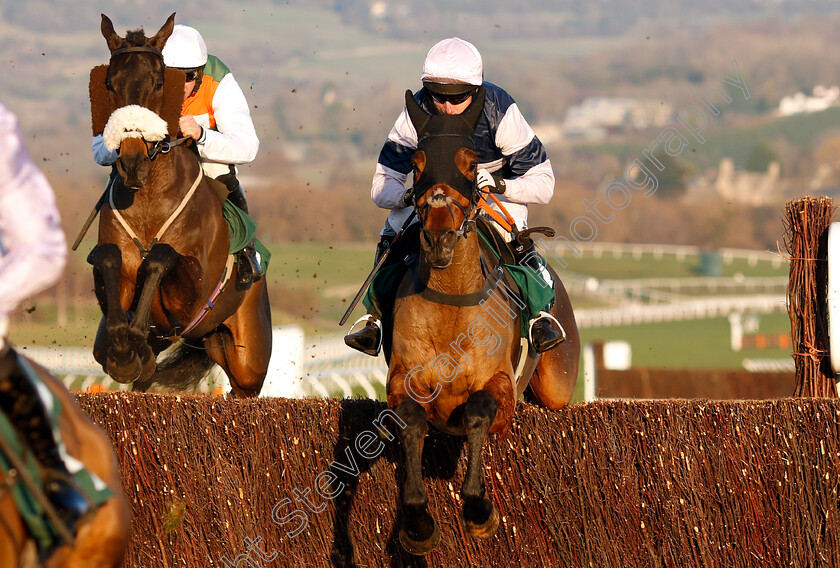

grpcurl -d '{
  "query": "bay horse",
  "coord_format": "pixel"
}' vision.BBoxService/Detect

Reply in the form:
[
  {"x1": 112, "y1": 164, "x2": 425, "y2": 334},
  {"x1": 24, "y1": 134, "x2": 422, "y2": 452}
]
[
  {"x1": 0, "y1": 354, "x2": 130, "y2": 567},
  {"x1": 88, "y1": 14, "x2": 271, "y2": 397},
  {"x1": 386, "y1": 87, "x2": 579, "y2": 555}
]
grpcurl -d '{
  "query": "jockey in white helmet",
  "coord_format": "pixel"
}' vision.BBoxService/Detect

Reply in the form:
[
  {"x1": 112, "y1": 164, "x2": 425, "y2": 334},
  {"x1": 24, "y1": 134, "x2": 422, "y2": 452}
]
[
  {"x1": 345, "y1": 37, "x2": 563, "y2": 356},
  {"x1": 92, "y1": 23, "x2": 263, "y2": 287}
]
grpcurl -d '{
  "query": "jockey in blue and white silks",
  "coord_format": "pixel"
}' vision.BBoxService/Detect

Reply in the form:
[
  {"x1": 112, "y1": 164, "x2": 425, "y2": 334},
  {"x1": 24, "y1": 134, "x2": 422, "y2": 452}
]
[
  {"x1": 372, "y1": 80, "x2": 555, "y2": 238},
  {"x1": 345, "y1": 37, "x2": 564, "y2": 357}
]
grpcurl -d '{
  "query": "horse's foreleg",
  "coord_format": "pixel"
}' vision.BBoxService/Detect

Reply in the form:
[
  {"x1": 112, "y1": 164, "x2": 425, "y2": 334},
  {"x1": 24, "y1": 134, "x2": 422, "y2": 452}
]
[
  {"x1": 88, "y1": 244, "x2": 126, "y2": 325},
  {"x1": 88, "y1": 244, "x2": 131, "y2": 374},
  {"x1": 130, "y1": 243, "x2": 179, "y2": 334},
  {"x1": 120, "y1": 243, "x2": 179, "y2": 382},
  {"x1": 460, "y1": 388, "x2": 500, "y2": 539},
  {"x1": 394, "y1": 398, "x2": 439, "y2": 556}
]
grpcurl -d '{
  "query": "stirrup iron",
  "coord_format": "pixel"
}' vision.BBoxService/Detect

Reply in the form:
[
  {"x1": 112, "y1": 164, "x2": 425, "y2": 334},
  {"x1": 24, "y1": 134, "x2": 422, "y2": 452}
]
[{"x1": 528, "y1": 311, "x2": 567, "y2": 347}]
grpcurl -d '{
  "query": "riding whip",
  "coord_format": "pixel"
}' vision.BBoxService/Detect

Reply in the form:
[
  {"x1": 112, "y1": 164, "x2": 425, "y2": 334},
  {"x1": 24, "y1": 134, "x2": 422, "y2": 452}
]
[
  {"x1": 339, "y1": 210, "x2": 416, "y2": 326},
  {"x1": 71, "y1": 186, "x2": 109, "y2": 251}
]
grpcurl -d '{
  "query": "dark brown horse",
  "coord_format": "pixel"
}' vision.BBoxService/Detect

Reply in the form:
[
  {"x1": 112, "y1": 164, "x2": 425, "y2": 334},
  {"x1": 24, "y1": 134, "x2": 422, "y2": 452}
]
[
  {"x1": 386, "y1": 88, "x2": 579, "y2": 554},
  {"x1": 0, "y1": 356, "x2": 130, "y2": 568},
  {"x1": 88, "y1": 14, "x2": 271, "y2": 397}
]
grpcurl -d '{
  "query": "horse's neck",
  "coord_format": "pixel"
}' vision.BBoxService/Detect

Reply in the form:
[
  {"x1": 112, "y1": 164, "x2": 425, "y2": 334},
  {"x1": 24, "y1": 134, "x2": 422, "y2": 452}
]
[
  {"x1": 130, "y1": 151, "x2": 200, "y2": 210},
  {"x1": 424, "y1": 232, "x2": 485, "y2": 294}
]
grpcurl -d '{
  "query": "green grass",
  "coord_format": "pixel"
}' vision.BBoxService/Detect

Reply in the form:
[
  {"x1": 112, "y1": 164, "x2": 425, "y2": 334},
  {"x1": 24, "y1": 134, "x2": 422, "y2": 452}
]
[
  {"x1": 579, "y1": 311, "x2": 790, "y2": 369},
  {"x1": 552, "y1": 253, "x2": 788, "y2": 279},
  {"x1": 11, "y1": 242, "x2": 794, "y2": 399}
]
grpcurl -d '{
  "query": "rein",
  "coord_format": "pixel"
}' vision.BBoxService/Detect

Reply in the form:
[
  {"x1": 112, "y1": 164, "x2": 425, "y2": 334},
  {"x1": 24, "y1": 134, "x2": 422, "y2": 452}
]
[
  {"x1": 108, "y1": 166, "x2": 204, "y2": 258},
  {"x1": 148, "y1": 136, "x2": 192, "y2": 161}
]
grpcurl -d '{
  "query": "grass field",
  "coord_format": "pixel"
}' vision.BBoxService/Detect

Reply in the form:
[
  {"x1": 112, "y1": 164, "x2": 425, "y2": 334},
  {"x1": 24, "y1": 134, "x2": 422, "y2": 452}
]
[{"x1": 11, "y1": 241, "x2": 793, "y2": 378}]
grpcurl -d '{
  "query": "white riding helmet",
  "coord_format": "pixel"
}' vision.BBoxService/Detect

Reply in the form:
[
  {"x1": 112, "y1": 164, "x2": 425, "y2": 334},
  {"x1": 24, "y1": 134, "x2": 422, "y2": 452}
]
[
  {"x1": 162, "y1": 24, "x2": 208, "y2": 68},
  {"x1": 421, "y1": 37, "x2": 483, "y2": 95}
]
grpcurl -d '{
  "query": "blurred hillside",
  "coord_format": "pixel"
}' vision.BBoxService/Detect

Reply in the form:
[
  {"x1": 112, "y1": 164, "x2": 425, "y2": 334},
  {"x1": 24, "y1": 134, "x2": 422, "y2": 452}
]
[{"x1": 2, "y1": 1, "x2": 840, "y2": 249}]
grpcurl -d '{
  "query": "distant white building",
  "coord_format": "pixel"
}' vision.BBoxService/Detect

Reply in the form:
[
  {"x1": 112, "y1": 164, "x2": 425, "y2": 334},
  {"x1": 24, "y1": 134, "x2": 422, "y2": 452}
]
[
  {"x1": 562, "y1": 97, "x2": 673, "y2": 140},
  {"x1": 777, "y1": 85, "x2": 840, "y2": 116}
]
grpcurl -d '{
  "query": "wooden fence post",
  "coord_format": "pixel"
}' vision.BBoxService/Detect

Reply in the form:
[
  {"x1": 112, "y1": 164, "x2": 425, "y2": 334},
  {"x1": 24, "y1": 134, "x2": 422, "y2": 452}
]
[{"x1": 784, "y1": 196, "x2": 837, "y2": 397}]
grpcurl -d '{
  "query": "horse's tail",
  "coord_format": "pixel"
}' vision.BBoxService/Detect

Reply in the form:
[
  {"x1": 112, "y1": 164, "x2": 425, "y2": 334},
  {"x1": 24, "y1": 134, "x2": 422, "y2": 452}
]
[{"x1": 135, "y1": 340, "x2": 216, "y2": 392}]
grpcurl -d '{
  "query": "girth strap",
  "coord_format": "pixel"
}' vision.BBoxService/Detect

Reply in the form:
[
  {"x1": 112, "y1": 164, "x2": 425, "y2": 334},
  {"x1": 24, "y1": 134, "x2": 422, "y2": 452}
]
[
  {"x1": 171, "y1": 253, "x2": 235, "y2": 338},
  {"x1": 414, "y1": 263, "x2": 505, "y2": 307}
]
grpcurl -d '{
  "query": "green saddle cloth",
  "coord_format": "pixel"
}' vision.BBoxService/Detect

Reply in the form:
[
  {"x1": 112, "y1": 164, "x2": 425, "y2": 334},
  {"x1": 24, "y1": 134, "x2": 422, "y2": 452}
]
[
  {"x1": 222, "y1": 201, "x2": 271, "y2": 272},
  {"x1": 476, "y1": 228, "x2": 555, "y2": 336},
  {"x1": 0, "y1": 358, "x2": 114, "y2": 555}
]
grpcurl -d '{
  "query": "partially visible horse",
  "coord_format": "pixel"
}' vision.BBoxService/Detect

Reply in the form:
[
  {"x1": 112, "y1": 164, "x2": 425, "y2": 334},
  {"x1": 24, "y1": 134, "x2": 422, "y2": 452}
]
[
  {"x1": 385, "y1": 87, "x2": 579, "y2": 554},
  {"x1": 88, "y1": 14, "x2": 271, "y2": 396},
  {"x1": 0, "y1": 354, "x2": 130, "y2": 567}
]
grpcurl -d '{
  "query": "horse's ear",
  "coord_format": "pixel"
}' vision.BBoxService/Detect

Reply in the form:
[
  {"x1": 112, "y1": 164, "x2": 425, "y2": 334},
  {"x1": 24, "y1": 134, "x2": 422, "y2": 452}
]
[
  {"x1": 100, "y1": 14, "x2": 123, "y2": 53},
  {"x1": 162, "y1": 68, "x2": 186, "y2": 137},
  {"x1": 89, "y1": 65, "x2": 112, "y2": 136},
  {"x1": 149, "y1": 13, "x2": 176, "y2": 52},
  {"x1": 405, "y1": 89, "x2": 429, "y2": 137},
  {"x1": 459, "y1": 85, "x2": 485, "y2": 133}
]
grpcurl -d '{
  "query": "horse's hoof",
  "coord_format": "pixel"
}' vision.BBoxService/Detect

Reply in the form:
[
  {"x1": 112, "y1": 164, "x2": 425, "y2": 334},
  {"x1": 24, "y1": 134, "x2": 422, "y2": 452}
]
[
  {"x1": 460, "y1": 499, "x2": 499, "y2": 539},
  {"x1": 106, "y1": 352, "x2": 143, "y2": 384},
  {"x1": 398, "y1": 520, "x2": 440, "y2": 556},
  {"x1": 135, "y1": 345, "x2": 157, "y2": 382}
]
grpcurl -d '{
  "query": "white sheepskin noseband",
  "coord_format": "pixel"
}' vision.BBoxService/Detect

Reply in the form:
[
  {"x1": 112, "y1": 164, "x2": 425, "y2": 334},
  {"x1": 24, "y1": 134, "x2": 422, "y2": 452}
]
[{"x1": 103, "y1": 105, "x2": 168, "y2": 151}]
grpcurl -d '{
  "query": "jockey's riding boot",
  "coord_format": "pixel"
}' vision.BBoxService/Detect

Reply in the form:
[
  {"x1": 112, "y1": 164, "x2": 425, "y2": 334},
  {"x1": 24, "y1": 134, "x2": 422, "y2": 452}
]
[
  {"x1": 0, "y1": 347, "x2": 91, "y2": 533},
  {"x1": 227, "y1": 185, "x2": 249, "y2": 213},
  {"x1": 375, "y1": 235, "x2": 395, "y2": 265},
  {"x1": 344, "y1": 316, "x2": 382, "y2": 356},
  {"x1": 225, "y1": 185, "x2": 263, "y2": 288},
  {"x1": 236, "y1": 242, "x2": 263, "y2": 288},
  {"x1": 529, "y1": 314, "x2": 565, "y2": 353}
]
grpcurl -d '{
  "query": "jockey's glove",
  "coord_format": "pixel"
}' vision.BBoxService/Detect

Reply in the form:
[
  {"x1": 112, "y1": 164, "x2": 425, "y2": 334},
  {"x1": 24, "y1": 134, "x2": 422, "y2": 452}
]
[
  {"x1": 401, "y1": 187, "x2": 415, "y2": 208},
  {"x1": 476, "y1": 168, "x2": 507, "y2": 195}
]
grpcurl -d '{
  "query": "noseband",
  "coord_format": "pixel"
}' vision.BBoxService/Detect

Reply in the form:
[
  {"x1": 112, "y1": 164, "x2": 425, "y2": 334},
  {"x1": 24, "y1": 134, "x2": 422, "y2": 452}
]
[{"x1": 415, "y1": 189, "x2": 475, "y2": 240}]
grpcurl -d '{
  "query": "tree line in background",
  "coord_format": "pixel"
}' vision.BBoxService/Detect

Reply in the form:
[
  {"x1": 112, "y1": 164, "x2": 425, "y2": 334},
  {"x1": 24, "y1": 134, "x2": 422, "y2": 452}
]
[{"x1": 5, "y1": 2, "x2": 840, "y2": 253}]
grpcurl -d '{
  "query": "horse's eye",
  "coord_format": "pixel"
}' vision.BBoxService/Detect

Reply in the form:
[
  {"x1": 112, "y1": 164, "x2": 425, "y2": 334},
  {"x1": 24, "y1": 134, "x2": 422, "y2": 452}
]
[
  {"x1": 155, "y1": 79, "x2": 164, "y2": 91},
  {"x1": 105, "y1": 77, "x2": 113, "y2": 91}
]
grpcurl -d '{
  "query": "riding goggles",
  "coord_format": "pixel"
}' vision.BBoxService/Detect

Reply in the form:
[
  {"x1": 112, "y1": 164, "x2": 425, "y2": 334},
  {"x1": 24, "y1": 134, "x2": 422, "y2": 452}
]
[{"x1": 429, "y1": 88, "x2": 478, "y2": 106}]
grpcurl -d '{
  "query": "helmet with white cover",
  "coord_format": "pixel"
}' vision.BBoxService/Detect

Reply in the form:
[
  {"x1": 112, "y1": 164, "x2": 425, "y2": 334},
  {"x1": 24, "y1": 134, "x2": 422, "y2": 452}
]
[
  {"x1": 421, "y1": 37, "x2": 483, "y2": 95},
  {"x1": 162, "y1": 24, "x2": 208, "y2": 68}
]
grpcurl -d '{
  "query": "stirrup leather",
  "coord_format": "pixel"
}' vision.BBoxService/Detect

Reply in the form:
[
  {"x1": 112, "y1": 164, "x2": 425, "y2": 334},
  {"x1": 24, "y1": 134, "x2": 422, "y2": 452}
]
[{"x1": 527, "y1": 311, "x2": 567, "y2": 347}]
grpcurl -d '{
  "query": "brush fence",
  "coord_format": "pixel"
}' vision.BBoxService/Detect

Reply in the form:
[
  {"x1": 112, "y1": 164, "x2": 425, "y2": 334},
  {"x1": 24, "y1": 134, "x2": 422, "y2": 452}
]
[{"x1": 74, "y1": 393, "x2": 840, "y2": 568}]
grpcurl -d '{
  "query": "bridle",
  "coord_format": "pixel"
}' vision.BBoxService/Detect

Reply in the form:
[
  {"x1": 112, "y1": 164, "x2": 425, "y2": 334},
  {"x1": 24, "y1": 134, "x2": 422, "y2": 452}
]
[
  {"x1": 107, "y1": 44, "x2": 191, "y2": 161},
  {"x1": 109, "y1": 45, "x2": 163, "y2": 58},
  {"x1": 413, "y1": 132, "x2": 479, "y2": 241}
]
